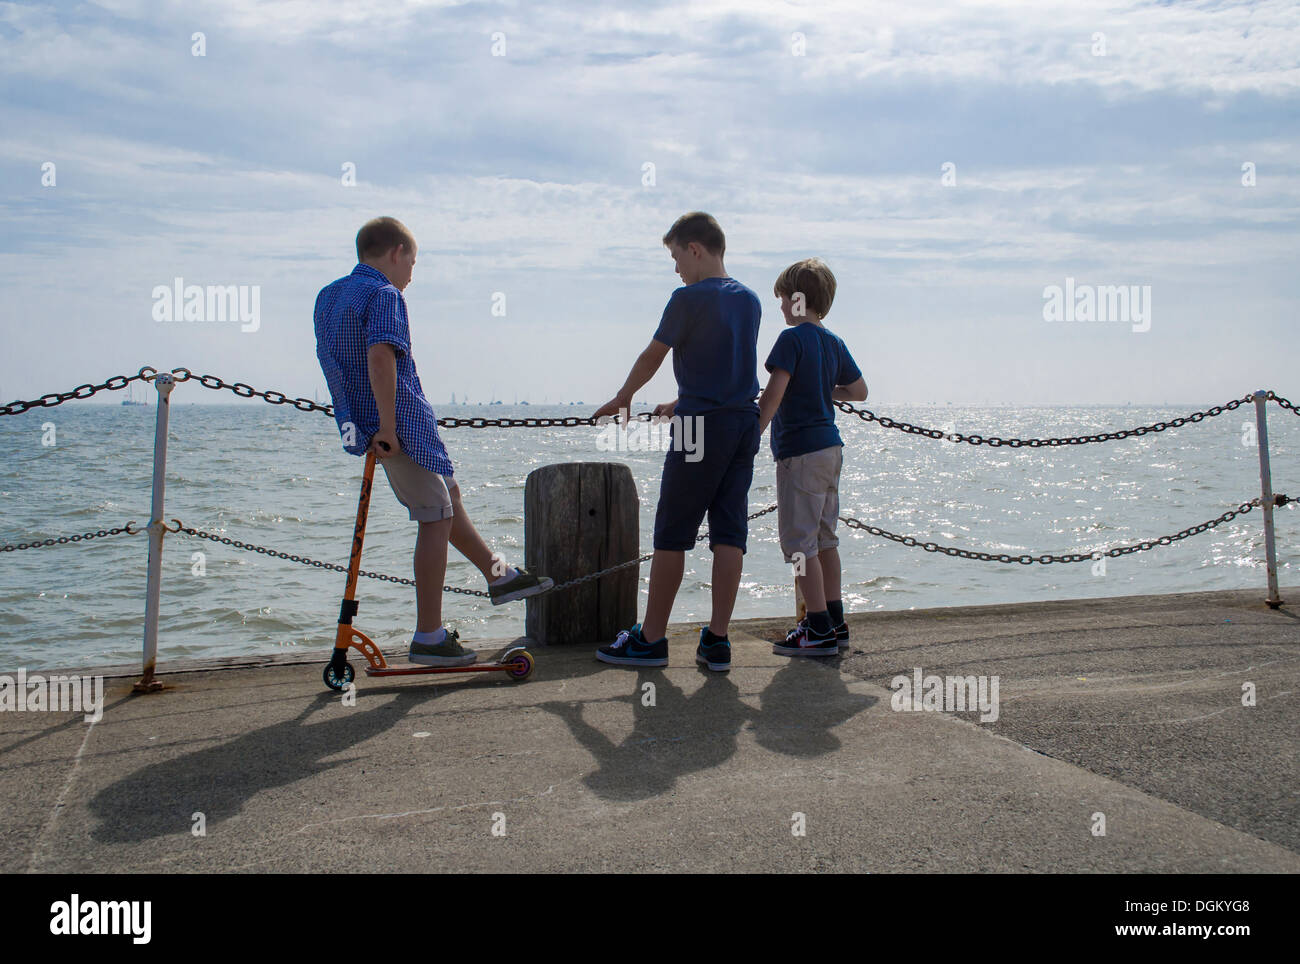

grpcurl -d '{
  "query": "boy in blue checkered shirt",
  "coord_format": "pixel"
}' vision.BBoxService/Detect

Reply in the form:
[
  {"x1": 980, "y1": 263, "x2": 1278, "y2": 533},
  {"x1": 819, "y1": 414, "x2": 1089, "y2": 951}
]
[{"x1": 314, "y1": 216, "x2": 551, "y2": 666}]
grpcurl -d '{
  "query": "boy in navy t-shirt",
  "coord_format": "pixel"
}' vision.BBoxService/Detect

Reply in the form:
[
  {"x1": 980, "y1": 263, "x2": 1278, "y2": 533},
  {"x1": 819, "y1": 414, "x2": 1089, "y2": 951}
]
[
  {"x1": 757, "y1": 258, "x2": 867, "y2": 656},
  {"x1": 592, "y1": 212, "x2": 761, "y2": 672}
]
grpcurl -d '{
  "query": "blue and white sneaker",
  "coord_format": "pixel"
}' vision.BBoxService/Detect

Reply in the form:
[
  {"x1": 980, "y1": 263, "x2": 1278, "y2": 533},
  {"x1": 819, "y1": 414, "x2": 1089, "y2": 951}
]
[
  {"x1": 773, "y1": 618, "x2": 838, "y2": 657},
  {"x1": 695, "y1": 628, "x2": 731, "y2": 672},
  {"x1": 596, "y1": 624, "x2": 668, "y2": 667}
]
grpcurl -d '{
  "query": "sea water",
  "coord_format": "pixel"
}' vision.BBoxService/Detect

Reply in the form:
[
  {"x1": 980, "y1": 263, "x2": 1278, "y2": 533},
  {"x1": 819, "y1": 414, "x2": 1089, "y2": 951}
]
[{"x1": 1, "y1": 402, "x2": 1296, "y2": 669}]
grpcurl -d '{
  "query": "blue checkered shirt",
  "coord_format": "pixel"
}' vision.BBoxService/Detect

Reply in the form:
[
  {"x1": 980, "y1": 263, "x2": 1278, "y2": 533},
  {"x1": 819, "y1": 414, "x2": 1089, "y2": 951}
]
[{"x1": 314, "y1": 264, "x2": 454, "y2": 476}]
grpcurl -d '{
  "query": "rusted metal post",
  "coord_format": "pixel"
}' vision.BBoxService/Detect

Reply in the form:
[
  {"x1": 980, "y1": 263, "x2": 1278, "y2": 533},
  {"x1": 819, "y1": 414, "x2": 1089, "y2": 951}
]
[
  {"x1": 1254, "y1": 390, "x2": 1283, "y2": 610},
  {"x1": 135, "y1": 373, "x2": 175, "y2": 691}
]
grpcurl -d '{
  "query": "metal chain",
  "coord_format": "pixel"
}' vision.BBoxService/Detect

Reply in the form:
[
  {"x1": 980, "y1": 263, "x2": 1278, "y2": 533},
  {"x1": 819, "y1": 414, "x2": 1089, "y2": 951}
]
[
  {"x1": 175, "y1": 524, "x2": 485, "y2": 595},
  {"x1": 0, "y1": 367, "x2": 159, "y2": 416},
  {"x1": 542, "y1": 504, "x2": 779, "y2": 593},
  {"x1": 12, "y1": 371, "x2": 1300, "y2": 452},
  {"x1": 834, "y1": 394, "x2": 1257, "y2": 447},
  {"x1": 9, "y1": 370, "x2": 1294, "y2": 445},
  {"x1": 171, "y1": 505, "x2": 779, "y2": 597},
  {"x1": 840, "y1": 500, "x2": 1263, "y2": 564},
  {"x1": 0, "y1": 524, "x2": 138, "y2": 552},
  {"x1": 1268, "y1": 391, "x2": 1300, "y2": 416},
  {"x1": 6, "y1": 495, "x2": 1287, "y2": 581}
]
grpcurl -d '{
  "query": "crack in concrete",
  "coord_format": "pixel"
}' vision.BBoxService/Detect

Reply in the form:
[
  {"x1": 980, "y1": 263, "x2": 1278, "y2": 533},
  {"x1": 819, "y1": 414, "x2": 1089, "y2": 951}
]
[
  {"x1": 288, "y1": 778, "x2": 578, "y2": 833},
  {"x1": 27, "y1": 715, "x2": 98, "y2": 874}
]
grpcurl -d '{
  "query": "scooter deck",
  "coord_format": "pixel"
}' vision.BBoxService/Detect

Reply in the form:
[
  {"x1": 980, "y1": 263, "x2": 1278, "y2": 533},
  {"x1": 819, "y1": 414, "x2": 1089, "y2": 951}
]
[
  {"x1": 365, "y1": 661, "x2": 513, "y2": 677},
  {"x1": 362, "y1": 645, "x2": 535, "y2": 681}
]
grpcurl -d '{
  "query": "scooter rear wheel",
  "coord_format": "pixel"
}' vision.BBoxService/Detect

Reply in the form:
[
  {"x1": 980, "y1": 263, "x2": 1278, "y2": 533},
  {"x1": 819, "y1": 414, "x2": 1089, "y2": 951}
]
[{"x1": 505, "y1": 649, "x2": 535, "y2": 681}]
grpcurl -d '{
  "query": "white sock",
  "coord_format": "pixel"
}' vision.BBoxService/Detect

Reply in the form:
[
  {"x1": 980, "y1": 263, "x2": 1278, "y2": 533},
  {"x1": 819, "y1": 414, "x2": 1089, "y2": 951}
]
[
  {"x1": 412, "y1": 627, "x2": 447, "y2": 645},
  {"x1": 490, "y1": 566, "x2": 519, "y2": 587}
]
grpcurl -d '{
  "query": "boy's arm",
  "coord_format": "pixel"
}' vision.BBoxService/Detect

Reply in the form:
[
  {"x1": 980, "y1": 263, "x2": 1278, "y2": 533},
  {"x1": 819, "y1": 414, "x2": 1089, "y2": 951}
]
[
  {"x1": 758, "y1": 368, "x2": 792, "y2": 435},
  {"x1": 366, "y1": 343, "x2": 400, "y2": 458},
  {"x1": 832, "y1": 376, "x2": 868, "y2": 403},
  {"x1": 593, "y1": 338, "x2": 671, "y2": 420}
]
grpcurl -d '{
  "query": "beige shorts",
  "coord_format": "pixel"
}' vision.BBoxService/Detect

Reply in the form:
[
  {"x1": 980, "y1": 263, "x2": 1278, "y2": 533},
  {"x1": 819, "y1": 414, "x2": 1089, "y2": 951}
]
[
  {"x1": 775, "y1": 445, "x2": 843, "y2": 563},
  {"x1": 379, "y1": 449, "x2": 457, "y2": 522}
]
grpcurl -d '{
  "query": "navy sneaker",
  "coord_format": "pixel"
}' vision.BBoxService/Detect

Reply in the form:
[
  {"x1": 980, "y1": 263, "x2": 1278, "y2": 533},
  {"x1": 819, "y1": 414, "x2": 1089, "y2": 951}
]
[
  {"x1": 489, "y1": 568, "x2": 553, "y2": 605},
  {"x1": 833, "y1": 621, "x2": 850, "y2": 650},
  {"x1": 596, "y1": 624, "x2": 668, "y2": 667},
  {"x1": 410, "y1": 628, "x2": 477, "y2": 666},
  {"x1": 774, "y1": 618, "x2": 838, "y2": 657},
  {"x1": 695, "y1": 628, "x2": 731, "y2": 672}
]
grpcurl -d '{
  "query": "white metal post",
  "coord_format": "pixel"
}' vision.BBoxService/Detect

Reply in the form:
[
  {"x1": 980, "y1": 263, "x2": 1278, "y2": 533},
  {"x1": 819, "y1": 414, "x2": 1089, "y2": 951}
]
[
  {"x1": 1254, "y1": 390, "x2": 1282, "y2": 610},
  {"x1": 135, "y1": 373, "x2": 175, "y2": 691}
]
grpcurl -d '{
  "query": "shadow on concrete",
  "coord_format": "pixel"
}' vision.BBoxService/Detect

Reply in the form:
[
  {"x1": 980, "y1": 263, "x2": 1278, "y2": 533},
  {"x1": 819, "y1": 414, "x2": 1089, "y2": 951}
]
[
  {"x1": 538, "y1": 670, "x2": 750, "y2": 801},
  {"x1": 88, "y1": 688, "x2": 426, "y2": 844},
  {"x1": 538, "y1": 656, "x2": 876, "y2": 801},
  {"x1": 752, "y1": 658, "x2": 876, "y2": 758}
]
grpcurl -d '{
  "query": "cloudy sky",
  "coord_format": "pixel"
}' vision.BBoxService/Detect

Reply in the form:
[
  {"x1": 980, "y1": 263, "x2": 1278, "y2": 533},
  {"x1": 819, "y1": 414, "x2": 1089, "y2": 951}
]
[{"x1": 1, "y1": 0, "x2": 1297, "y2": 407}]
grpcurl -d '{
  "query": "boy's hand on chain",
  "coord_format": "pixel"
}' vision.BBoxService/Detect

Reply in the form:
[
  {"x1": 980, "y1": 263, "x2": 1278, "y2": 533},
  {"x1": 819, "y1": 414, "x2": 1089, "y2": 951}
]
[
  {"x1": 652, "y1": 398, "x2": 677, "y2": 420},
  {"x1": 593, "y1": 395, "x2": 630, "y2": 421},
  {"x1": 368, "y1": 427, "x2": 399, "y2": 460}
]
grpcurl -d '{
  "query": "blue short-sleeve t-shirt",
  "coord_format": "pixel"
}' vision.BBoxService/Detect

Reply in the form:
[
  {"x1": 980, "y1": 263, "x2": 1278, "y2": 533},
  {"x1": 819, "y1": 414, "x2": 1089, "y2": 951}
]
[
  {"x1": 765, "y1": 323, "x2": 863, "y2": 460},
  {"x1": 652, "y1": 277, "x2": 761, "y2": 416}
]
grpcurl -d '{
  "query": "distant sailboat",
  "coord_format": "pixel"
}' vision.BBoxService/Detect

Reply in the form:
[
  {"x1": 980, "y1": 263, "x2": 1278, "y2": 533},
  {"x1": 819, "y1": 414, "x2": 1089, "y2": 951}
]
[{"x1": 121, "y1": 383, "x2": 148, "y2": 406}]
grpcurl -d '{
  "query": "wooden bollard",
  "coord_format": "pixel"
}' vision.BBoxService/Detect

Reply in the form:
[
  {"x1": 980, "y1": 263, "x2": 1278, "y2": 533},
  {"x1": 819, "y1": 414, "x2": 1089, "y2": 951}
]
[{"x1": 524, "y1": 463, "x2": 639, "y2": 645}]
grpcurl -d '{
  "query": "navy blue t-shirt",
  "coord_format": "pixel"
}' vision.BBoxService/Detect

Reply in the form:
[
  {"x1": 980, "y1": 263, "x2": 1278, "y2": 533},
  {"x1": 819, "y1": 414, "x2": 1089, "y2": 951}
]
[
  {"x1": 652, "y1": 277, "x2": 761, "y2": 416},
  {"x1": 765, "y1": 323, "x2": 863, "y2": 460}
]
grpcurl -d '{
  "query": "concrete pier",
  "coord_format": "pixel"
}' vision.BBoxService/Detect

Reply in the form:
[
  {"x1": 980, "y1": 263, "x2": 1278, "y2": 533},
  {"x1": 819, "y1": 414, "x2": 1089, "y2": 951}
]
[{"x1": 3, "y1": 586, "x2": 1297, "y2": 873}]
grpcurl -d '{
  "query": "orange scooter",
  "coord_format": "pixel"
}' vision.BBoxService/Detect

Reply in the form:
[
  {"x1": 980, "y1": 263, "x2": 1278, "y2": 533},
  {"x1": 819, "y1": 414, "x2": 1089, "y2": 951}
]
[{"x1": 322, "y1": 449, "x2": 535, "y2": 691}]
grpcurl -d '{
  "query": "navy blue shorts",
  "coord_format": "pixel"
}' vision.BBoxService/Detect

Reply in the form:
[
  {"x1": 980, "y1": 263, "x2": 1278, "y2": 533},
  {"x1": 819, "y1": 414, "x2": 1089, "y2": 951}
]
[{"x1": 653, "y1": 408, "x2": 760, "y2": 553}]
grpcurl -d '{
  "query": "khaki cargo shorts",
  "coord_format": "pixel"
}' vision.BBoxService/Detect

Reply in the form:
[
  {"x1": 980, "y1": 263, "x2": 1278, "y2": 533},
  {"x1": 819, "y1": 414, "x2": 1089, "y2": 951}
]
[
  {"x1": 775, "y1": 444, "x2": 843, "y2": 563},
  {"x1": 379, "y1": 449, "x2": 457, "y2": 522}
]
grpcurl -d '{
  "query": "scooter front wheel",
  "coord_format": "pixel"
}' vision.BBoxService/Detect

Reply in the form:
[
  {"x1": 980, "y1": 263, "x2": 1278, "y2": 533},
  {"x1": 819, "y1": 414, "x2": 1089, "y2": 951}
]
[{"x1": 323, "y1": 660, "x2": 355, "y2": 691}]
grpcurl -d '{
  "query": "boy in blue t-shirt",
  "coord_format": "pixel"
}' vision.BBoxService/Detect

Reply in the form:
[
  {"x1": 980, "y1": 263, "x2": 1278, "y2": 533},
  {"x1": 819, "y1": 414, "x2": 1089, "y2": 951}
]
[
  {"x1": 592, "y1": 212, "x2": 761, "y2": 672},
  {"x1": 757, "y1": 258, "x2": 867, "y2": 656}
]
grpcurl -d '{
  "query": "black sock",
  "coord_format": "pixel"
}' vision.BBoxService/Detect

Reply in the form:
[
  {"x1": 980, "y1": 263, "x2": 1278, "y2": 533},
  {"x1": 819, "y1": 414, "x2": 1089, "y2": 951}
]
[
  {"x1": 827, "y1": 599, "x2": 844, "y2": 624},
  {"x1": 808, "y1": 610, "x2": 832, "y2": 635},
  {"x1": 702, "y1": 628, "x2": 729, "y2": 646}
]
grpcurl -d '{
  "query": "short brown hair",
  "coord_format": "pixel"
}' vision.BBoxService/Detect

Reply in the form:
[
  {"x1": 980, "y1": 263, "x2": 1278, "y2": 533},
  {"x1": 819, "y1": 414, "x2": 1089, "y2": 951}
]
[
  {"x1": 774, "y1": 258, "x2": 837, "y2": 320},
  {"x1": 662, "y1": 211, "x2": 725, "y2": 256},
  {"x1": 356, "y1": 216, "x2": 417, "y2": 262}
]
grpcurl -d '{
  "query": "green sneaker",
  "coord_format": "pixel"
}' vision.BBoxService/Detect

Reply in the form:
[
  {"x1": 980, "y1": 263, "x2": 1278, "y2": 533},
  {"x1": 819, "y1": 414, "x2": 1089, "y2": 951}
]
[
  {"x1": 409, "y1": 628, "x2": 477, "y2": 667},
  {"x1": 489, "y1": 568, "x2": 554, "y2": 606}
]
